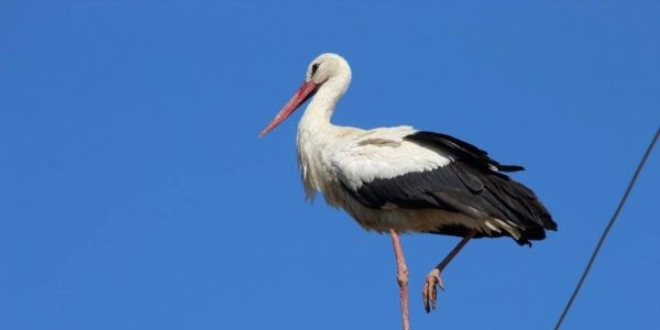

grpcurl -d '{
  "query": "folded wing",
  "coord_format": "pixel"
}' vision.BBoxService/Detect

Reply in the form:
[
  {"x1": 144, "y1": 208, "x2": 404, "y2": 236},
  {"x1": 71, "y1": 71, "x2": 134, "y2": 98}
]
[{"x1": 333, "y1": 130, "x2": 556, "y2": 245}]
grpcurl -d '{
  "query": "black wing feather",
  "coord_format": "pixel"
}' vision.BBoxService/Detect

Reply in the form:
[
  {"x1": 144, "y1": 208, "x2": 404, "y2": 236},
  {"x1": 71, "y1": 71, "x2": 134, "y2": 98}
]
[
  {"x1": 342, "y1": 131, "x2": 556, "y2": 245},
  {"x1": 405, "y1": 131, "x2": 525, "y2": 173}
]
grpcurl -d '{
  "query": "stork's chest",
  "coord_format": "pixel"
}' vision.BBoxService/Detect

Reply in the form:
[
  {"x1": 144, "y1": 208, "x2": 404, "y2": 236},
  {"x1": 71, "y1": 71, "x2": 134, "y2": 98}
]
[{"x1": 297, "y1": 126, "x2": 360, "y2": 206}]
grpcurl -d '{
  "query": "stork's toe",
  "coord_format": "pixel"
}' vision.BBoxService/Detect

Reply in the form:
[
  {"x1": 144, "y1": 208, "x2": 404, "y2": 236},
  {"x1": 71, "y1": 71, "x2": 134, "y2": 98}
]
[{"x1": 423, "y1": 269, "x2": 444, "y2": 313}]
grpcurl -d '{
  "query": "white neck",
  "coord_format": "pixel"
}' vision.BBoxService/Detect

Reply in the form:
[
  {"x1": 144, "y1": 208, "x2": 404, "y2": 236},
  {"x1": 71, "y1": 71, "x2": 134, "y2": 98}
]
[
  {"x1": 298, "y1": 74, "x2": 351, "y2": 133},
  {"x1": 296, "y1": 72, "x2": 352, "y2": 200}
]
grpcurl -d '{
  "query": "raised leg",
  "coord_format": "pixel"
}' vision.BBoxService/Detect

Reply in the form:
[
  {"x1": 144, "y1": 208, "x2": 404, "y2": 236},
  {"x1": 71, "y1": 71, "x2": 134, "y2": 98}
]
[
  {"x1": 423, "y1": 230, "x2": 477, "y2": 313},
  {"x1": 389, "y1": 229, "x2": 410, "y2": 330}
]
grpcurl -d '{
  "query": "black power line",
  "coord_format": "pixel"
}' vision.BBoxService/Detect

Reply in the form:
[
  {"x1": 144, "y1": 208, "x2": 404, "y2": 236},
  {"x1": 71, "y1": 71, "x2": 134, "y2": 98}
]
[{"x1": 554, "y1": 127, "x2": 660, "y2": 330}]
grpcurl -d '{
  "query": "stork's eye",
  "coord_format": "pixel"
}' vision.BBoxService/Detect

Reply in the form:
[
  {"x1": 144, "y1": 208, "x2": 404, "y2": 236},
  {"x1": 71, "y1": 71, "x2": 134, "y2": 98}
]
[{"x1": 311, "y1": 63, "x2": 320, "y2": 76}]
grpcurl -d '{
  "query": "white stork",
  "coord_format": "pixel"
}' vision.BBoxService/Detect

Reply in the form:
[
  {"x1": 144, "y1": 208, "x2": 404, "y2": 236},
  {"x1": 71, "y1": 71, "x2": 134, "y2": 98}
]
[{"x1": 259, "y1": 53, "x2": 556, "y2": 330}]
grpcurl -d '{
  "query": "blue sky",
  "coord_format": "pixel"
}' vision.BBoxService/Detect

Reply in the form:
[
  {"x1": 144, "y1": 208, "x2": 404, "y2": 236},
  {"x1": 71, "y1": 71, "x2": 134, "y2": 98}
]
[{"x1": 1, "y1": 2, "x2": 659, "y2": 330}]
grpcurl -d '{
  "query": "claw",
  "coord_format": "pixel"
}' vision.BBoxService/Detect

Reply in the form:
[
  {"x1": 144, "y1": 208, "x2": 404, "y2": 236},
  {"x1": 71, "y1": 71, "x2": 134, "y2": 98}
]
[{"x1": 423, "y1": 269, "x2": 444, "y2": 313}]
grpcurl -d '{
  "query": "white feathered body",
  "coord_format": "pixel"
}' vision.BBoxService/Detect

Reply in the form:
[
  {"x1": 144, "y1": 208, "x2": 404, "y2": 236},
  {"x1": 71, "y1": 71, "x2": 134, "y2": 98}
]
[{"x1": 297, "y1": 121, "x2": 522, "y2": 238}]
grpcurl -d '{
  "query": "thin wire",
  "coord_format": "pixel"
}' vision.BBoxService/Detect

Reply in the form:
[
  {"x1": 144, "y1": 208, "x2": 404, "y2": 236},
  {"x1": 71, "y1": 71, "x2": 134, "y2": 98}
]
[{"x1": 554, "y1": 127, "x2": 659, "y2": 330}]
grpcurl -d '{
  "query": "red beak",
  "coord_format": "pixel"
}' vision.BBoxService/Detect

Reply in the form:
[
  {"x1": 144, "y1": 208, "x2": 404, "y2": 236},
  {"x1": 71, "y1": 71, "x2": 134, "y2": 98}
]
[{"x1": 259, "y1": 80, "x2": 319, "y2": 137}]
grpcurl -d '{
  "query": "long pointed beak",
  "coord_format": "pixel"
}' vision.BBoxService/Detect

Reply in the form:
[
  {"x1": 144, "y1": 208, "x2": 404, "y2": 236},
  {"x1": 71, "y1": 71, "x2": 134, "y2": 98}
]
[{"x1": 259, "y1": 80, "x2": 318, "y2": 137}]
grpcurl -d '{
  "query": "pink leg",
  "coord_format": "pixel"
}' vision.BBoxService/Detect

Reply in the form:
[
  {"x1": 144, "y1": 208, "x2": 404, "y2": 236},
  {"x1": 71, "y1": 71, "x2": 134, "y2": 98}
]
[
  {"x1": 423, "y1": 230, "x2": 476, "y2": 313},
  {"x1": 389, "y1": 229, "x2": 410, "y2": 330}
]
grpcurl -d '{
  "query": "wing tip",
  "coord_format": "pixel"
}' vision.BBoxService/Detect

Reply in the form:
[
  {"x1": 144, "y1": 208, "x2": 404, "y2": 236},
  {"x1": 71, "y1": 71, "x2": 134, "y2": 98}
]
[{"x1": 498, "y1": 164, "x2": 525, "y2": 172}]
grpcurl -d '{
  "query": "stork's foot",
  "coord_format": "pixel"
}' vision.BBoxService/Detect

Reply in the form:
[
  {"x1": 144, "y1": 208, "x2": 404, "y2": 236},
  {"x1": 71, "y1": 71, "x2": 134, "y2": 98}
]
[{"x1": 422, "y1": 268, "x2": 445, "y2": 313}]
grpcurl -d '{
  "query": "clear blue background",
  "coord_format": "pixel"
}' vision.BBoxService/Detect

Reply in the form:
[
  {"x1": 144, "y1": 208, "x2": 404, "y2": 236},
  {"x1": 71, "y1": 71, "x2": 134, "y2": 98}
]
[{"x1": 1, "y1": 2, "x2": 659, "y2": 330}]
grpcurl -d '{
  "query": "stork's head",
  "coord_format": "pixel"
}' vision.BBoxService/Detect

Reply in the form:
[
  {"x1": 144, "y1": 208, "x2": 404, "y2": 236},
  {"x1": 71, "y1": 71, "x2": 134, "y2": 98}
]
[
  {"x1": 259, "y1": 53, "x2": 352, "y2": 137},
  {"x1": 305, "y1": 53, "x2": 351, "y2": 86}
]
